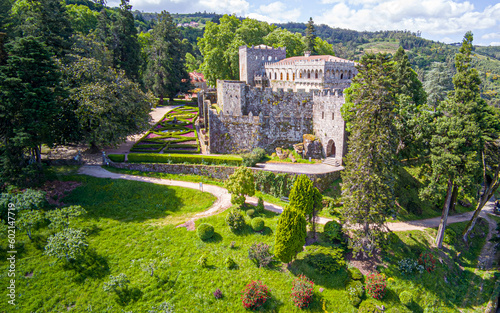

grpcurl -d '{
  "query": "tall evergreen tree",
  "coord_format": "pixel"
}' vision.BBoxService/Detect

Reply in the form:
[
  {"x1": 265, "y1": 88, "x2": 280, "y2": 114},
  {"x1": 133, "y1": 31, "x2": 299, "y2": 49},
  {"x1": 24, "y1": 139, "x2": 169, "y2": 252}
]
[
  {"x1": 10, "y1": 0, "x2": 73, "y2": 58},
  {"x1": 110, "y1": 0, "x2": 141, "y2": 81},
  {"x1": 0, "y1": 37, "x2": 65, "y2": 184},
  {"x1": 422, "y1": 32, "x2": 486, "y2": 248},
  {"x1": 144, "y1": 11, "x2": 190, "y2": 105},
  {"x1": 423, "y1": 62, "x2": 453, "y2": 110},
  {"x1": 340, "y1": 53, "x2": 398, "y2": 257},
  {"x1": 304, "y1": 17, "x2": 316, "y2": 54},
  {"x1": 289, "y1": 175, "x2": 322, "y2": 238},
  {"x1": 274, "y1": 207, "x2": 307, "y2": 264}
]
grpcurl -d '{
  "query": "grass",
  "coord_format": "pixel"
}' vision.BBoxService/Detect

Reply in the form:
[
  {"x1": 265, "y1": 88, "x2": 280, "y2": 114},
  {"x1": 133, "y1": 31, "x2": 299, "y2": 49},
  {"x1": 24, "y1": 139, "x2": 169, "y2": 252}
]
[
  {"x1": 0, "y1": 168, "x2": 493, "y2": 312},
  {"x1": 264, "y1": 148, "x2": 320, "y2": 164},
  {"x1": 358, "y1": 41, "x2": 400, "y2": 55}
]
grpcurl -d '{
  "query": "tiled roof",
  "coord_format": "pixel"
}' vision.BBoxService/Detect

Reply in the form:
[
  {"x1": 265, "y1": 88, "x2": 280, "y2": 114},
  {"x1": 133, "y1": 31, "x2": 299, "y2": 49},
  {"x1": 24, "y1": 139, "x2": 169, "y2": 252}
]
[
  {"x1": 189, "y1": 72, "x2": 205, "y2": 82},
  {"x1": 275, "y1": 55, "x2": 352, "y2": 64}
]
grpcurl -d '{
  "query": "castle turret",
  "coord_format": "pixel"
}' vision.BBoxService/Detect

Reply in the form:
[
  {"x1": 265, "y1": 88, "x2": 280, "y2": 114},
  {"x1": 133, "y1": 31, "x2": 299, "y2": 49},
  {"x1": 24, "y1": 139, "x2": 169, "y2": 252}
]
[{"x1": 239, "y1": 45, "x2": 286, "y2": 86}]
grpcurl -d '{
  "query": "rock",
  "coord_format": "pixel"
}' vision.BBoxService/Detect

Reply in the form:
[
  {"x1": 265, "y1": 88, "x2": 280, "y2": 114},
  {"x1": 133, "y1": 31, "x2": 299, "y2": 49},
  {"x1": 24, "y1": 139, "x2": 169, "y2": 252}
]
[
  {"x1": 275, "y1": 147, "x2": 288, "y2": 160},
  {"x1": 289, "y1": 154, "x2": 296, "y2": 163},
  {"x1": 293, "y1": 143, "x2": 304, "y2": 155},
  {"x1": 303, "y1": 134, "x2": 322, "y2": 159}
]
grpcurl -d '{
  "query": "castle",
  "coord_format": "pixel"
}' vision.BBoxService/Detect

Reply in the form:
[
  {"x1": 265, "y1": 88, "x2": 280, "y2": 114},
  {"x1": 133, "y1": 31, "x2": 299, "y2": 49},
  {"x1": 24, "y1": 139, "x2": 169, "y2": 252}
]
[{"x1": 198, "y1": 45, "x2": 357, "y2": 164}]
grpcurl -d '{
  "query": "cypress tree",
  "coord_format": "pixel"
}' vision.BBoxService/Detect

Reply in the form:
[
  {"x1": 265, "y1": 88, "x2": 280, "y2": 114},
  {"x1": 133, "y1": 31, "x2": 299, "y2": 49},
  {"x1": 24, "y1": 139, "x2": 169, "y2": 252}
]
[
  {"x1": 274, "y1": 207, "x2": 307, "y2": 264},
  {"x1": 304, "y1": 17, "x2": 316, "y2": 54}
]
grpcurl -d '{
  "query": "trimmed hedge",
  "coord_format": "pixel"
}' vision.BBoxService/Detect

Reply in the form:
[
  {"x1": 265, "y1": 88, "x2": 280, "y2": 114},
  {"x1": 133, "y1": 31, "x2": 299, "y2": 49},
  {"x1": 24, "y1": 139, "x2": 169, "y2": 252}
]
[
  {"x1": 108, "y1": 154, "x2": 125, "y2": 162},
  {"x1": 127, "y1": 153, "x2": 243, "y2": 166},
  {"x1": 197, "y1": 223, "x2": 214, "y2": 240},
  {"x1": 251, "y1": 217, "x2": 264, "y2": 231}
]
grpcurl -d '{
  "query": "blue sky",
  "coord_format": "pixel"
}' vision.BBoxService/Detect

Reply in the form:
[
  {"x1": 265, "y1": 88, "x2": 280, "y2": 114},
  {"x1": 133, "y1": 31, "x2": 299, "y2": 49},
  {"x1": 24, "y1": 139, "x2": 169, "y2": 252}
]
[{"x1": 114, "y1": 0, "x2": 500, "y2": 46}]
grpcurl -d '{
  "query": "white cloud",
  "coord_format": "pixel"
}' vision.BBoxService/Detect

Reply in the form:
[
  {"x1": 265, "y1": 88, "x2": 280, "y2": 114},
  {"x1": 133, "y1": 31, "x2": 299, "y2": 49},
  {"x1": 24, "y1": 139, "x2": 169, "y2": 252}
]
[
  {"x1": 490, "y1": 42, "x2": 500, "y2": 46},
  {"x1": 482, "y1": 32, "x2": 500, "y2": 40},
  {"x1": 315, "y1": 0, "x2": 500, "y2": 39},
  {"x1": 198, "y1": 0, "x2": 250, "y2": 14},
  {"x1": 246, "y1": 1, "x2": 301, "y2": 23}
]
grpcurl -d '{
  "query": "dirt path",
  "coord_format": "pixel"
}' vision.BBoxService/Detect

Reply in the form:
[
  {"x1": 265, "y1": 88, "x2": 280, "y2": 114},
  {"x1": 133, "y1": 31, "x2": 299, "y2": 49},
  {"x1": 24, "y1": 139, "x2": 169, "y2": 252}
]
[{"x1": 77, "y1": 166, "x2": 494, "y2": 233}]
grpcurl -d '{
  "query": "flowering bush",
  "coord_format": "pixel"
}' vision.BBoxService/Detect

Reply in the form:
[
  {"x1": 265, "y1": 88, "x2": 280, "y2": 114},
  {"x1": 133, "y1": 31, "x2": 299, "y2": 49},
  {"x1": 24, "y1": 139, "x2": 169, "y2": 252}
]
[
  {"x1": 213, "y1": 288, "x2": 223, "y2": 299},
  {"x1": 418, "y1": 251, "x2": 436, "y2": 272},
  {"x1": 365, "y1": 273, "x2": 387, "y2": 300},
  {"x1": 241, "y1": 281, "x2": 270, "y2": 310},
  {"x1": 398, "y1": 258, "x2": 425, "y2": 275},
  {"x1": 290, "y1": 274, "x2": 314, "y2": 309}
]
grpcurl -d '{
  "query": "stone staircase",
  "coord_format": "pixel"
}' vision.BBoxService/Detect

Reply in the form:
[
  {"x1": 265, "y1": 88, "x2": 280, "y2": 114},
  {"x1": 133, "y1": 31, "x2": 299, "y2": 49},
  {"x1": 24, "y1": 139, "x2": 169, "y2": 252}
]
[{"x1": 323, "y1": 157, "x2": 341, "y2": 167}]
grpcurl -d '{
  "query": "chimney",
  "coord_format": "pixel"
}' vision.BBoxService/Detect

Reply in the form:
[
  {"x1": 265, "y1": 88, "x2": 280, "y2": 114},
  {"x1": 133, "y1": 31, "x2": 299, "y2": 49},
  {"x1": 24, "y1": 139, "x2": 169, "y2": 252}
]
[{"x1": 304, "y1": 51, "x2": 311, "y2": 57}]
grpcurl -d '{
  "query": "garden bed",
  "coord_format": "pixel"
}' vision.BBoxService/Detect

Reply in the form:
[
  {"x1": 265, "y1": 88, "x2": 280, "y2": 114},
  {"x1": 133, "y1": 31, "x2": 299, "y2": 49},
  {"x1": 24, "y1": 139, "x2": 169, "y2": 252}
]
[{"x1": 130, "y1": 106, "x2": 200, "y2": 154}]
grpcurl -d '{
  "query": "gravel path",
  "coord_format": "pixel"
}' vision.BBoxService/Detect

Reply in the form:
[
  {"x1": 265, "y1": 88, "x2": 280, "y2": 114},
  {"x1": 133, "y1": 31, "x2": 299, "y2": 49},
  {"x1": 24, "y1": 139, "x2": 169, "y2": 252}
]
[{"x1": 77, "y1": 166, "x2": 496, "y2": 233}]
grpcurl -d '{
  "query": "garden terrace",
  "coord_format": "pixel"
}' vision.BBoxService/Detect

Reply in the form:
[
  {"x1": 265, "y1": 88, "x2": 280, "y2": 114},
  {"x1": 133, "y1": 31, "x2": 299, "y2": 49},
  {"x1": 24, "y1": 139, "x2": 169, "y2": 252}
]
[{"x1": 130, "y1": 106, "x2": 200, "y2": 154}]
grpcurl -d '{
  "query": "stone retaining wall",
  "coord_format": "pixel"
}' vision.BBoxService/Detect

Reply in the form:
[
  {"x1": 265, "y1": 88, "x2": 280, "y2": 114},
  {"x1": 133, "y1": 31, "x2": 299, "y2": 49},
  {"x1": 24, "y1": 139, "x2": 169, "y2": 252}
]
[{"x1": 109, "y1": 162, "x2": 341, "y2": 191}]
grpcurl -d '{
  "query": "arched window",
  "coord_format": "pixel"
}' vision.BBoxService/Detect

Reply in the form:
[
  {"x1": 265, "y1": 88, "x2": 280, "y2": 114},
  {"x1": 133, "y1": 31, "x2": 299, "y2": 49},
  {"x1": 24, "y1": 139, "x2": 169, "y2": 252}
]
[
  {"x1": 315, "y1": 71, "x2": 318, "y2": 79},
  {"x1": 322, "y1": 112, "x2": 324, "y2": 119},
  {"x1": 293, "y1": 73, "x2": 295, "y2": 81},
  {"x1": 332, "y1": 112, "x2": 335, "y2": 120},
  {"x1": 268, "y1": 56, "x2": 272, "y2": 61},
  {"x1": 286, "y1": 73, "x2": 289, "y2": 80},
  {"x1": 280, "y1": 72, "x2": 283, "y2": 80},
  {"x1": 299, "y1": 71, "x2": 302, "y2": 79},
  {"x1": 307, "y1": 71, "x2": 311, "y2": 79},
  {"x1": 340, "y1": 73, "x2": 344, "y2": 79},
  {"x1": 274, "y1": 72, "x2": 277, "y2": 80}
]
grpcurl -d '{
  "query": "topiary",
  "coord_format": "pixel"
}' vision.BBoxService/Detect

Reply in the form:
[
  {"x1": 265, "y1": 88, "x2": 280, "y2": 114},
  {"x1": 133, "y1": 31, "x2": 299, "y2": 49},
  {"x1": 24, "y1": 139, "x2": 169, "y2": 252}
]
[
  {"x1": 252, "y1": 217, "x2": 265, "y2": 232},
  {"x1": 346, "y1": 280, "x2": 364, "y2": 307},
  {"x1": 323, "y1": 220, "x2": 343, "y2": 242},
  {"x1": 197, "y1": 223, "x2": 214, "y2": 240},
  {"x1": 399, "y1": 291, "x2": 413, "y2": 306},
  {"x1": 348, "y1": 267, "x2": 364, "y2": 281},
  {"x1": 225, "y1": 209, "x2": 245, "y2": 232},
  {"x1": 224, "y1": 257, "x2": 236, "y2": 269},
  {"x1": 246, "y1": 209, "x2": 256, "y2": 218},
  {"x1": 357, "y1": 300, "x2": 383, "y2": 313}
]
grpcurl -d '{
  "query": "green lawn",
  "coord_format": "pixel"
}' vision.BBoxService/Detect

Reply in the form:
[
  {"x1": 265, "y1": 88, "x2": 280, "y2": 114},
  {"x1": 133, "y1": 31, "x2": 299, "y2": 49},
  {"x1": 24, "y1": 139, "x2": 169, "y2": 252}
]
[{"x1": 0, "y1": 168, "x2": 494, "y2": 312}]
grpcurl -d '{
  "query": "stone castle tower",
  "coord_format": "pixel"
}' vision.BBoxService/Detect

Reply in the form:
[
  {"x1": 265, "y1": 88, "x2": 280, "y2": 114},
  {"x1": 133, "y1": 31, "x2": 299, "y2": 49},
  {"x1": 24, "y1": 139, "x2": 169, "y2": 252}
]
[{"x1": 239, "y1": 45, "x2": 286, "y2": 86}]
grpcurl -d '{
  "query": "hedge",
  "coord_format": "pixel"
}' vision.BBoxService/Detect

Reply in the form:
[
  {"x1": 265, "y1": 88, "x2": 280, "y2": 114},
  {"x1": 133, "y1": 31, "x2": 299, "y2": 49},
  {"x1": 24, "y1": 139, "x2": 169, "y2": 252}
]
[
  {"x1": 108, "y1": 154, "x2": 125, "y2": 162},
  {"x1": 127, "y1": 153, "x2": 243, "y2": 166}
]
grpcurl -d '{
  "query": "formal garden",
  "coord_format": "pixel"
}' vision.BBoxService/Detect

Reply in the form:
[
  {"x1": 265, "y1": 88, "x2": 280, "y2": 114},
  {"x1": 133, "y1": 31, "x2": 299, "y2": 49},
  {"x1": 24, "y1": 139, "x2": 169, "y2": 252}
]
[
  {"x1": 130, "y1": 106, "x2": 200, "y2": 154},
  {"x1": 0, "y1": 166, "x2": 497, "y2": 312}
]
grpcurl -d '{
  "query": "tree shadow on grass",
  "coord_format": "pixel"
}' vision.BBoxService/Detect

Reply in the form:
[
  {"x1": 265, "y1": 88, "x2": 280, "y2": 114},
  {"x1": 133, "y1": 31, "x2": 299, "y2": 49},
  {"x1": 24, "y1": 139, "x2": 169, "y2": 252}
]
[
  {"x1": 203, "y1": 232, "x2": 222, "y2": 244},
  {"x1": 113, "y1": 287, "x2": 143, "y2": 306},
  {"x1": 63, "y1": 249, "x2": 110, "y2": 283},
  {"x1": 289, "y1": 259, "x2": 348, "y2": 290}
]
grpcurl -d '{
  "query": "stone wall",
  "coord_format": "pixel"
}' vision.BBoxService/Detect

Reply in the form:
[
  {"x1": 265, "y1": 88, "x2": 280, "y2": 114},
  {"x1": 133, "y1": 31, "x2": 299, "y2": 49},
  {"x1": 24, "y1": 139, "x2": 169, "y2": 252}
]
[
  {"x1": 108, "y1": 162, "x2": 341, "y2": 191},
  {"x1": 207, "y1": 109, "x2": 313, "y2": 154},
  {"x1": 312, "y1": 90, "x2": 347, "y2": 159}
]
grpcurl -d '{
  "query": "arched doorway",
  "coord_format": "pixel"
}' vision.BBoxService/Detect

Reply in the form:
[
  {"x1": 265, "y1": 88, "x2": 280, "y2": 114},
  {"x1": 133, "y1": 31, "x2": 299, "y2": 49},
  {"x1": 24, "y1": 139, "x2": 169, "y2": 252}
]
[{"x1": 326, "y1": 139, "x2": 336, "y2": 157}]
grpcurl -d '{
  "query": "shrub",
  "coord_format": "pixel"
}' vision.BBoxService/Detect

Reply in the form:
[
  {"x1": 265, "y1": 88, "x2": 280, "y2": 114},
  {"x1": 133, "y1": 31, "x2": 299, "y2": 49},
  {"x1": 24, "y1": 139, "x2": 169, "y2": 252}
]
[
  {"x1": 346, "y1": 280, "x2": 364, "y2": 306},
  {"x1": 225, "y1": 167, "x2": 255, "y2": 206},
  {"x1": 225, "y1": 209, "x2": 245, "y2": 232},
  {"x1": 305, "y1": 246, "x2": 345, "y2": 274},
  {"x1": 256, "y1": 197, "x2": 264, "y2": 213},
  {"x1": 323, "y1": 221, "x2": 343, "y2": 242},
  {"x1": 418, "y1": 251, "x2": 436, "y2": 272},
  {"x1": 274, "y1": 207, "x2": 307, "y2": 263},
  {"x1": 213, "y1": 288, "x2": 223, "y2": 299},
  {"x1": 399, "y1": 291, "x2": 413, "y2": 306},
  {"x1": 386, "y1": 305, "x2": 412, "y2": 313},
  {"x1": 44, "y1": 228, "x2": 88, "y2": 262},
  {"x1": 358, "y1": 300, "x2": 384, "y2": 313},
  {"x1": 103, "y1": 273, "x2": 130, "y2": 293},
  {"x1": 224, "y1": 257, "x2": 236, "y2": 269},
  {"x1": 348, "y1": 267, "x2": 364, "y2": 281},
  {"x1": 398, "y1": 258, "x2": 424, "y2": 275},
  {"x1": 241, "y1": 280, "x2": 270, "y2": 310},
  {"x1": 443, "y1": 228, "x2": 456, "y2": 245},
  {"x1": 251, "y1": 217, "x2": 265, "y2": 232},
  {"x1": 108, "y1": 154, "x2": 125, "y2": 162},
  {"x1": 197, "y1": 223, "x2": 214, "y2": 240},
  {"x1": 365, "y1": 273, "x2": 387, "y2": 300},
  {"x1": 248, "y1": 243, "x2": 273, "y2": 268},
  {"x1": 246, "y1": 209, "x2": 256, "y2": 218},
  {"x1": 127, "y1": 153, "x2": 243, "y2": 166},
  {"x1": 242, "y1": 148, "x2": 266, "y2": 167},
  {"x1": 291, "y1": 274, "x2": 314, "y2": 309},
  {"x1": 197, "y1": 255, "x2": 208, "y2": 268}
]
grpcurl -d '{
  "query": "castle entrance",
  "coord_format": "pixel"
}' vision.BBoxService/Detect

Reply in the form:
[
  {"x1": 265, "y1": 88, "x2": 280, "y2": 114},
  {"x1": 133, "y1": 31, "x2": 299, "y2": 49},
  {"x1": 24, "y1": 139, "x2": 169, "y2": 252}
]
[{"x1": 327, "y1": 140, "x2": 336, "y2": 157}]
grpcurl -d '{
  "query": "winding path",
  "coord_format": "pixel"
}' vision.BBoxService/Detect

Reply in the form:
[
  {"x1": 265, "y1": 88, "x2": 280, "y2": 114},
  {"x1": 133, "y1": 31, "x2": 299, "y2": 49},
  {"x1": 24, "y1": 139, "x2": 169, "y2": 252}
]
[{"x1": 78, "y1": 166, "x2": 497, "y2": 233}]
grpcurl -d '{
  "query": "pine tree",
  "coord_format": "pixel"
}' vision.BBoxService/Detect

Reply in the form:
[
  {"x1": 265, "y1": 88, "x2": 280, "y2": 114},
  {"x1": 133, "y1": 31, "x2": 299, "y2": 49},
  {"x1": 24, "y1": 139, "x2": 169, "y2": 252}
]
[
  {"x1": 422, "y1": 32, "x2": 486, "y2": 248},
  {"x1": 110, "y1": 0, "x2": 141, "y2": 81},
  {"x1": 144, "y1": 11, "x2": 190, "y2": 105},
  {"x1": 340, "y1": 53, "x2": 398, "y2": 257},
  {"x1": 423, "y1": 62, "x2": 453, "y2": 110},
  {"x1": 304, "y1": 17, "x2": 316, "y2": 54},
  {"x1": 274, "y1": 207, "x2": 307, "y2": 264}
]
